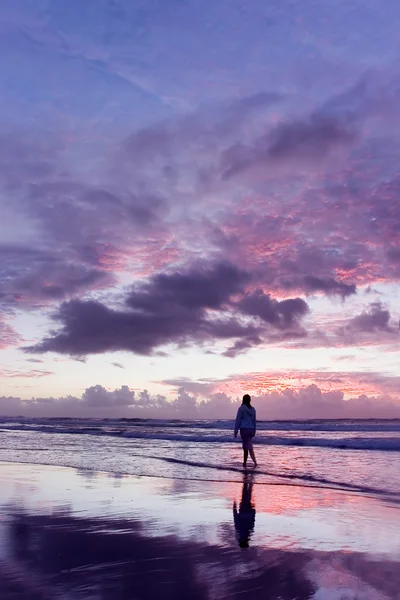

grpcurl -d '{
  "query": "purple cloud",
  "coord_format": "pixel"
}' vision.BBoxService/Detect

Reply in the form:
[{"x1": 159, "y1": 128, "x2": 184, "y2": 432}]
[
  {"x1": 25, "y1": 261, "x2": 311, "y2": 357},
  {"x1": 0, "y1": 316, "x2": 20, "y2": 349},
  {"x1": 126, "y1": 261, "x2": 249, "y2": 312},
  {"x1": 222, "y1": 336, "x2": 264, "y2": 358},
  {"x1": 268, "y1": 117, "x2": 357, "y2": 161},
  {"x1": 221, "y1": 115, "x2": 357, "y2": 179},
  {"x1": 24, "y1": 262, "x2": 256, "y2": 356},
  {"x1": 1, "y1": 381, "x2": 399, "y2": 419},
  {"x1": 0, "y1": 244, "x2": 113, "y2": 306},
  {"x1": 302, "y1": 276, "x2": 356, "y2": 298},
  {"x1": 236, "y1": 290, "x2": 309, "y2": 328},
  {"x1": 345, "y1": 302, "x2": 397, "y2": 333}
]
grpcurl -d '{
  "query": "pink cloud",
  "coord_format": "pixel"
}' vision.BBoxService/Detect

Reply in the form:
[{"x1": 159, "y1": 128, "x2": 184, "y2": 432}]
[
  {"x1": 0, "y1": 382, "x2": 399, "y2": 419},
  {"x1": 0, "y1": 316, "x2": 21, "y2": 349}
]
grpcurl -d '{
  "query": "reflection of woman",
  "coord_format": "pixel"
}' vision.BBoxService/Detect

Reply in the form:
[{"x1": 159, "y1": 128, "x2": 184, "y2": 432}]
[
  {"x1": 234, "y1": 394, "x2": 257, "y2": 468},
  {"x1": 233, "y1": 477, "x2": 256, "y2": 548}
]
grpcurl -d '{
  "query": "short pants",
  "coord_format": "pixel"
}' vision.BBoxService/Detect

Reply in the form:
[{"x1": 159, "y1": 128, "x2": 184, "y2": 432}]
[{"x1": 240, "y1": 428, "x2": 254, "y2": 450}]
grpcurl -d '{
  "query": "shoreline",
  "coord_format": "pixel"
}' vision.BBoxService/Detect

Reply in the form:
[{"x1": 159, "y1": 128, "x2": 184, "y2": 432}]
[{"x1": 0, "y1": 456, "x2": 399, "y2": 500}]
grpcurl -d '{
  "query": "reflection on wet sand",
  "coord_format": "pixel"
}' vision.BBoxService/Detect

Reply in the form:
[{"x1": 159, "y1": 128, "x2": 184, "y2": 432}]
[
  {"x1": 1, "y1": 505, "x2": 398, "y2": 599},
  {"x1": 1, "y1": 463, "x2": 400, "y2": 599},
  {"x1": 2, "y1": 510, "x2": 317, "y2": 600},
  {"x1": 233, "y1": 475, "x2": 256, "y2": 548}
]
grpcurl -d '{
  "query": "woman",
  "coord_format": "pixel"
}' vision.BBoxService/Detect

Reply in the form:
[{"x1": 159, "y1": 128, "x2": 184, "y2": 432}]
[{"x1": 234, "y1": 394, "x2": 257, "y2": 468}]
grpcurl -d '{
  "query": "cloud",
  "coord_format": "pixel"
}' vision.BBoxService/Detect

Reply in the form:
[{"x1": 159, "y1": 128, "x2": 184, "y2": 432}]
[
  {"x1": 0, "y1": 80, "x2": 399, "y2": 367},
  {"x1": 1, "y1": 381, "x2": 399, "y2": 419},
  {"x1": 25, "y1": 261, "x2": 312, "y2": 357},
  {"x1": 126, "y1": 261, "x2": 249, "y2": 312},
  {"x1": 249, "y1": 385, "x2": 400, "y2": 420},
  {"x1": 268, "y1": 117, "x2": 357, "y2": 161},
  {"x1": 221, "y1": 369, "x2": 400, "y2": 399},
  {"x1": 346, "y1": 302, "x2": 393, "y2": 332},
  {"x1": 0, "y1": 316, "x2": 20, "y2": 349},
  {"x1": 220, "y1": 115, "x2": 357, "y2": 179},
  {"x1": 236, "y1": 290, "x2": 309, "y2": 327},
  {"x1": 279, "y1": 302, "x2": 399, "y2": 350},
  {"x1": 82, "y1": 385, "x2": 134, "y2": 407},
  {"x1": 0, "y1": 130, "x2": 175, "y2": 322},
  {"x1": 24, "y1": 262, "x2": 257, "y2": 356},
  {"x1": 222, "y1": 337, "x2": 263, "y2": 358},
  {"x1": 0, "y1": 244, "x2": 114, "y2": 307},
  {"x1": 302, "y1": 276, "x2": 356, "y2": 298},
  {"x1": 278, "y1": 274, "x2": 356, "y2": 299},
  {"x1": 387, "y1": 247, "x2": 400, "y2": 263},
  {"x1": 0, "y1": 367, "x2": 54, "y2": 378},
  {"x1": 337, "y1": 302, "x2": 399, "y2": 344}
]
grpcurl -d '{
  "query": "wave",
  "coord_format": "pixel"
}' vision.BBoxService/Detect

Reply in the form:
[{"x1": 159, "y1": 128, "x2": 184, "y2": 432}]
[
  {"x1": 1, "y1": 421, "x2": 400, "y2": 451},
  {"x1": 121, "y1": 432, "x2": 400, "y2": 451},
  {"x1": 1, "y1": 416, "x2": 400, "y2": 432}
]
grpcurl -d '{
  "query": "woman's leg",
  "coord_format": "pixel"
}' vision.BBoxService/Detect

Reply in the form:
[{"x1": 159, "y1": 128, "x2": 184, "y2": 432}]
[
  {"x1": 243, "y1": 449, "x2": 249, "y2": 467},
  {"x1": 249, "y1": 445, "x2": 257, "y2": 466}
]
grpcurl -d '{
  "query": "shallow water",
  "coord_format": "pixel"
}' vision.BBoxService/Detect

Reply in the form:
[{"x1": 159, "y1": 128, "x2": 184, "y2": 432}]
[{"x1": 0, "y1": 418, "x2": 399, "y2": 497}]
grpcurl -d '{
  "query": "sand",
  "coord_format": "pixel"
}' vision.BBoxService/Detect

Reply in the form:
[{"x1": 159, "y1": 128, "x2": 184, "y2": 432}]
[{"x1": 0, "y1": 461, "x2": 399, "y2": 599}]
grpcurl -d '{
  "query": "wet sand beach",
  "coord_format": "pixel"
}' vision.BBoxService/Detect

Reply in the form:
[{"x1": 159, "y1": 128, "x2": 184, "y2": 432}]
[{"x1": 0, "y1": 461, "x2": 399, "y2": 599}]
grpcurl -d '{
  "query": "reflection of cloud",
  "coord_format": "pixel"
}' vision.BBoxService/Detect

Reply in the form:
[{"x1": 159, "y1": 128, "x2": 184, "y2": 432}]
[
  {"x1": 5, "y1": 508, "x2": 397, "y2": 600},
  {"x1": 3, "y1": 510, "x2": 315, "y2": 599}
]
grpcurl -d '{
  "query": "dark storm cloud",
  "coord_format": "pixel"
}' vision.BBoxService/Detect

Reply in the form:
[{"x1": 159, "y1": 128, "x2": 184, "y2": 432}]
[{"x1": 25, "y1": 262, "x2": 310, "y2": 357}]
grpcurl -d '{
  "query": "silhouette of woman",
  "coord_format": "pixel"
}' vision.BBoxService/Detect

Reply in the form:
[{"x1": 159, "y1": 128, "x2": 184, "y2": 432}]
[
  {"x1": 234, "y1": 394, "x2": 257, "y2": 468},
  {"x1": 233, "y1": 476, "x2": 256, "y2": 548}
]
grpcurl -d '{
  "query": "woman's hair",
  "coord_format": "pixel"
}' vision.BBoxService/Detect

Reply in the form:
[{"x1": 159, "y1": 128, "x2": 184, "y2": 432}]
[{"x1": 242, "y1": 394, "x2": 251, "y2": 406}]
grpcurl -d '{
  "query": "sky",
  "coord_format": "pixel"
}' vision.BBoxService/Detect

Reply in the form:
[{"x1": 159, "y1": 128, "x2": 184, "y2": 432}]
[{"x1": 1, "y1": 0, "x2": 400, "y2": 419}]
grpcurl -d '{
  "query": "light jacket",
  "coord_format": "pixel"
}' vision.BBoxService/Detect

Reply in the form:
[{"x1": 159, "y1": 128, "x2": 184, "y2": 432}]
[{"x1": 234, "y1": 405, "x2": 256, "y2": 435}]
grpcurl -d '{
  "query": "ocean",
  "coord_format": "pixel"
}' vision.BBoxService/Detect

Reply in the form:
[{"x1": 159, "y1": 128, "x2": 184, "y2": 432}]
[{"x1": 1, "y1": 417, "x2": 400, "y2": 498}]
